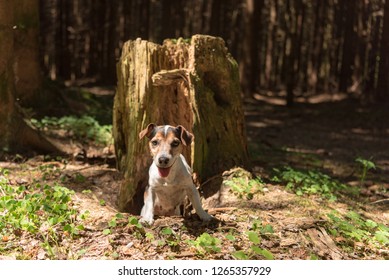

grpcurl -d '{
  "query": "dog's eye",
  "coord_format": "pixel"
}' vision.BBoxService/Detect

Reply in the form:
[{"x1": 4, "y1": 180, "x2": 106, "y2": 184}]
[
  {"x1": 151, "y1": 140, "x2": 159, "y2": 147},
  {"x1": 171, "y1": 140, "x2": 180, "y2": 147}
]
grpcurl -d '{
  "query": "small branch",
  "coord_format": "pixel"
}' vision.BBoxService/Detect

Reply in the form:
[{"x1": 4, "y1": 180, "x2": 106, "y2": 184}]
[{"x1": 370, "y1": 198, "x2": 389, "y2": 205}]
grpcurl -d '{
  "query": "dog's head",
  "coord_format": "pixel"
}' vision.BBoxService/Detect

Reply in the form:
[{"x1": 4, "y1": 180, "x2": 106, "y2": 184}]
[{"x1": 139, "y1": 123, "x2": 193, "y2": 177}]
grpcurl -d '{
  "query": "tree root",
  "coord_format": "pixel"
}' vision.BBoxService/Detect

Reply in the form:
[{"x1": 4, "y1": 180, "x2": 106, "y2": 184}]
[{"x1": 11, "y1": 114, "x2": 64, "y2": 154}]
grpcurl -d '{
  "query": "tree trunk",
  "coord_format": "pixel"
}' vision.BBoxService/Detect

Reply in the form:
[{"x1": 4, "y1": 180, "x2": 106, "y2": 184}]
[
  {"x1": 13, "y1": 0, "x2": 42, "y2": 107},
  {"x1": 0, "y1": 0, "x2": 61, "y2": 155},
  {"x1": 285, "y1": 0, "x2": 299, "y2": 107},
  {"x1": 339, "y1": 0, "x2": 357, "y2": 93},
  {"x1": 113, "y1": 35, "x2": 249, "y2": 213},
  {"x1": 376, "y1": 0, "x2": 389, "y2": 103},
  {"x1": 0, "y1": 0, "x2": 15, "y2": 152},
  {"x1": 240, "y1": 0, "x2": 263, "y2": 96}
]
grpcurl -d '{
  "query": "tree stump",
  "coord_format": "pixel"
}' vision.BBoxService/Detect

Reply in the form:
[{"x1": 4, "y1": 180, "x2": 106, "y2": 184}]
[{"x1": 113, "y1": 35, "x2": 249, "y2": 212}]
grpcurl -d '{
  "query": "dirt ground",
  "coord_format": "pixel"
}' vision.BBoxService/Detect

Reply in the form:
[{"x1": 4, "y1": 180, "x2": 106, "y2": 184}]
[{"x1": 1, "y1": 93, "x2": 388, "y2": 260}]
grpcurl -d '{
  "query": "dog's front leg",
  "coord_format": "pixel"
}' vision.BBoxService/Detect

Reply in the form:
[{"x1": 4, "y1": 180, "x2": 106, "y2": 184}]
[
  {"x1": 187, "y1": 185, "x2": 213, "y2": 222},
  {"x1": 140, "y1": 187, "x2": 155, "y2": 225}
]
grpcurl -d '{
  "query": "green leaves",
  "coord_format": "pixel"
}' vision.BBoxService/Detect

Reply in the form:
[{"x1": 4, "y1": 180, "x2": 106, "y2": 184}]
[
  {"x1": 375, "y1": 230, "x2": 389, "y2": 245},
  {"x1": 161, "y1": 227, "x2": 174, "y2": 235},
  {"x1": 326, "y1": 211, "x2": 389, "y2": 246},
  {"x1": 64, "y1": 223, "x2": 84, "y2": 236},
  {"x1": 272, "y1": 167, "x2": 349, "y2": 200},
  {"x1": 0, "y1": 182, "x2": 77, "y2": 235},
  {"x1": 31, "y1": 115, "x2": 113, "y2": 145},
  {"x1": 159, "y1": 227, "x2": 181, "y2": 250},
  {"x1": 355, "y1": 157, "x2": 376, "y2": 172},
  {"x1": 128, "y1": 216, "x2": 143, "y2": 229},
  {"x1": 187, "y1": 233, "x2": 221, "y2": 255},
  {"x1": 224, "y1": 176, "x2": 264, "y2": 200},
  {"x1": 355, "y1": 157, "x2": 376, "y2": 184},
  {"x1": 229, "y1": 219, "x2": 275, "y2": 260},
  {"x1": 251, "y1": 247, "x2": 274, "y2": 260},
  {"x1": 247, "y1": 231, "x2": 260, "y2": 244},
  {"x1": 232, "y1": 250, "x2": 249, "y2": 260},
  {"x1": 0, "y1": 177, "x2": 84, "y2": 258},
  {"x1": 232, "y1": 231, "x2": 274, "y2": 260},
  {"x1": 102, "y1": 214, "x2": 140, "y2": 237}
]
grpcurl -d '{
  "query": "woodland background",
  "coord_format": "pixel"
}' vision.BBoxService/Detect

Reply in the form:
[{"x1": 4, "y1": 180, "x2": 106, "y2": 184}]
[
  {"x1": 0, "y1": 0, "x2": 388, "y2": 260},
  {"x1": 39, "y1": 0, "x2": 389, "y2": 103}
]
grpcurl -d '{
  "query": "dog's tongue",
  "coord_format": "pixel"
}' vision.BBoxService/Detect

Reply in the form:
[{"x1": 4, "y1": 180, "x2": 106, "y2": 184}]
[{"x1": 158, "y1": 167, "x2": 171, "y2": 178}]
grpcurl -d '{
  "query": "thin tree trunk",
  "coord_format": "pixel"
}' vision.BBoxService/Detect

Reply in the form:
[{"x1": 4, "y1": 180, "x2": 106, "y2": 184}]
[
  {"x1": 286, "y1": 0, "x2": 299, "y2": 106},
  {"x1": 240, "y1": 0, "x2": 263, "y2": 96},
  {"x1": 376, "y1": 0, "x2": 389, "y2": 102},
  {"x1": 339, "y1": 0, "x2": 357, "y2": 92},
  {"x1": 240, "y1": 0, "x2": 254, "y2": 96}
]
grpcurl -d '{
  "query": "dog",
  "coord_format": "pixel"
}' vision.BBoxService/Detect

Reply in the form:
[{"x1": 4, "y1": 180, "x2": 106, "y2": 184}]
[{"x1": 138, "y1": 123, "x2": 213, "y2": 225}]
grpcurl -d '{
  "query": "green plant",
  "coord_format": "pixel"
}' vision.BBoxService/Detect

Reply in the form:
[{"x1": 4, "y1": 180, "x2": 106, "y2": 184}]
[
  {"x1": 102, "y1": 213, "x2": 126, "y2": 235},
  {"x1": 145, "y1": 232, "x2": 155, "y2": 241},
  {"x1": 31, "y1": 115, "x2": 113, "y2": 145},
  {"x1": 186, "y1": 233, "x2": 221, "y2": 255},
  {"x1": 272, "y1": 167, "x2": 348, "y2": 200},
  {"x1": 39, "y1": 163, "x2": 63, "y2": 181},
  {"x1": 232, "y1": 231, "x2": 274, "y2": 260},
  {"x1": 159, "y1": 227, "x2": 181, "y2": 250},
  {"x1": 74, "y1": 173, "x2": 86, "y2": 183},
  {"x1": 128, "y1": 216, "x2": 143, "y2": 229},
  {"x1": 326, "y1": 211, "x2": 389, "y2": 247},
  {"x1": 224, "y1": 176, "x2": 264, "y2": 200},
  {"x1": 250, "y1": 219, "x2": 274, "y2": 235},
  {"x1": 127, "y1": 216, "x2": 145, "y2": 238},
  {"x1": 0, "y1": 176, "x2": 84, "y2": 258},
  {"x1": 355, "y1": 157, "x2": 376, "y2": 185}
]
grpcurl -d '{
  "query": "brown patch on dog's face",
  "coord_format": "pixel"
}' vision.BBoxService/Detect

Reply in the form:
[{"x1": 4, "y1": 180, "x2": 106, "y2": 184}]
[
  {"x1": 149, "y1": 126, "x2": 183, "y2": 163},
  {"x1": 140, "y1": 124, "x2": 193, "y2": 177}
]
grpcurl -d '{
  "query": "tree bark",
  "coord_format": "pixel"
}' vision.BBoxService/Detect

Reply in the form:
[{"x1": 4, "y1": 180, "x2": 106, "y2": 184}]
[
  {"x1": 113, "y1": 35, "x2": 249, "y2": 212},
  {"x1": 0, "y1": 0, "x2": 15, "y2": 152},
  {"x1": 0, "y1": 0, "x2": 61, "y2": 155},
  {"x1": 240, "y1": 0, "x2": 263, "y2": 96},
  {"x1": 339, "y1": 0, "x2": 357, "y2": 93},
  {"x1": 376, "y1": 0, "x2": 389, "y2": 103},
  {"x1": 13, "y1": 0, "x2": 42, "y2": 107}
]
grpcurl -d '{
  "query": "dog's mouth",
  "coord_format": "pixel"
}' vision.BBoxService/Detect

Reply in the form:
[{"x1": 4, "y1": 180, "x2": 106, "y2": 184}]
[{"x1": 157, "y1": 166, "x2": 171, "y2": 178}]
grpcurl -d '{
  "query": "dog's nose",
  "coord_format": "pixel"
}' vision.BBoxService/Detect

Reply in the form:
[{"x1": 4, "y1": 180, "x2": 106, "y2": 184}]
[{"x1": 158, "y1": 156, "x2": 170, "y2": 165}]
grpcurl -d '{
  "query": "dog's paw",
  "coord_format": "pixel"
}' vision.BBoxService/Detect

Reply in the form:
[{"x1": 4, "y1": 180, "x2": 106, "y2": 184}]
[
  {"x1": 139, "y1": 217, "x2": 154, "y2": 226},
  {"x1": 200, "y1": 213, "x2": 214, "y2": 223}
]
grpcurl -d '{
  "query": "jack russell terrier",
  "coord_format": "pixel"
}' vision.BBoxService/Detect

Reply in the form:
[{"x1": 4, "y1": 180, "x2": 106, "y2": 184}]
[{"x1": 138, "y1": 123, "x2": 213, "y2": 225}]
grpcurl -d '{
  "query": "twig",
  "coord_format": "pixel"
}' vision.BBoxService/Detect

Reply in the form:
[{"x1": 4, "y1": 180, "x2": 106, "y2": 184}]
[{"x1": 370, "y1": 198, "x2": 389, "y2": 205}]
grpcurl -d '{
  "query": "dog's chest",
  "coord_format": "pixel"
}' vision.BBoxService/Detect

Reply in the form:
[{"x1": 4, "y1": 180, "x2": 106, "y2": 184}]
[{"x1": 154, "y1": 185, "x2": 186, "y2": 215}]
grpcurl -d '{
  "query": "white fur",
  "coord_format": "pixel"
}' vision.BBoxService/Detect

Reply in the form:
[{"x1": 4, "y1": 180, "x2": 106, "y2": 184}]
[{"x1": 140, "y1": 154, "x2": 213, "y2": 225}]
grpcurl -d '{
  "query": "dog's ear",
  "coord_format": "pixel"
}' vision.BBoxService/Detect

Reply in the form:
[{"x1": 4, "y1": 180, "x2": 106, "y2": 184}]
[
  {"x1": 176, "y1": 125, "x2": 194, "y2": 146},
  {"x1": 139, "y1": 123, "x2": 156, "y2": 140}
]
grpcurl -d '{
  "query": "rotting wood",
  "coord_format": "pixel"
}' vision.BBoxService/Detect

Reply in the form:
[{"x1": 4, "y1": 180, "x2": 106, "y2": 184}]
[{"x1": 307, "y1": 227, "x2": 343, "y2": 260}]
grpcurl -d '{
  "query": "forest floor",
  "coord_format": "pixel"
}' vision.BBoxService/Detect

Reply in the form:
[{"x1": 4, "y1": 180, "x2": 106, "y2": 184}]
[{"x1": 0, "y1": 90, "x2": 388, "y2": 260}]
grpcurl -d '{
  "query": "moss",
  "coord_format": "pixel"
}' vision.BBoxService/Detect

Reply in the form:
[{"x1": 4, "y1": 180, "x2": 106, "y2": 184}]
[{"x1": 168, "y1": 37, "x2": 191, "y2": 44}]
